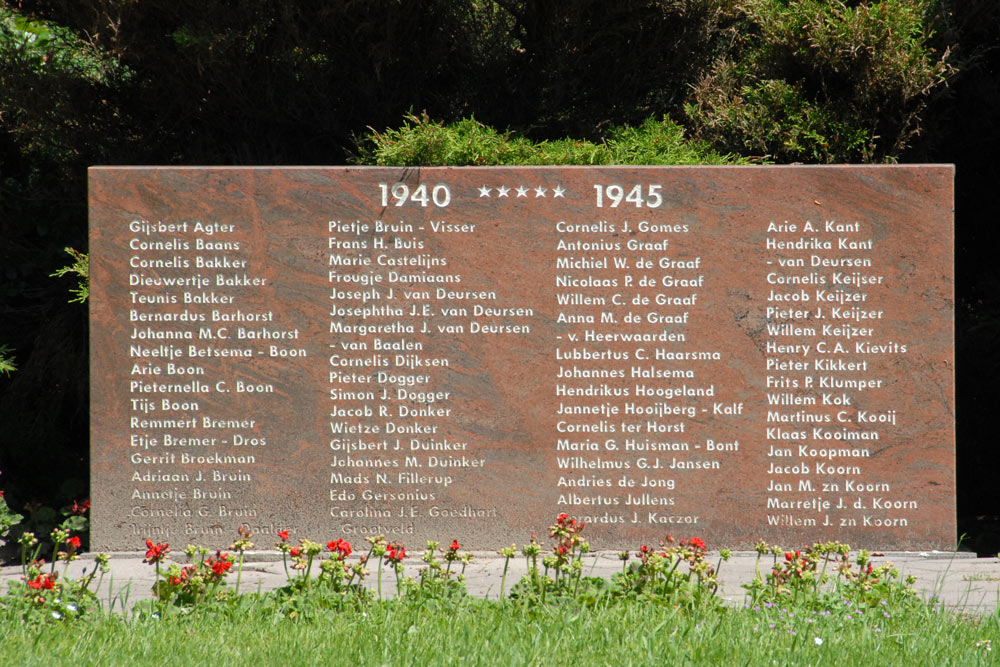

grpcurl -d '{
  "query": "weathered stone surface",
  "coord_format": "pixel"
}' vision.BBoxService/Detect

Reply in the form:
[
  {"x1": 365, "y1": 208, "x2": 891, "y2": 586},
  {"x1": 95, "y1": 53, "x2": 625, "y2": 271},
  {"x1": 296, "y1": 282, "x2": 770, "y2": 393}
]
[{"x1": 89, "y1": 166, "x2": 955, "y2": 551}]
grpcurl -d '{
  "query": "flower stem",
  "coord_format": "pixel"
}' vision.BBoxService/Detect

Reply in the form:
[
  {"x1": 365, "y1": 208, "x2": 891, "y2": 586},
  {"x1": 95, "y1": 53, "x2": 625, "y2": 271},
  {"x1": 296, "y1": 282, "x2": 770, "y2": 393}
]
[
  {"x1": 81, "y1": 562, "x2": 98, "y2": 591},
  {"x1": 235, "y1": 550, "x2": 244, "y2": 595},
  {"x1": 50, "y1": 537, "x2": 63, "y2": 575},
  {"x1": 500, "y1": 556, "x2": 510, "y2": 601},
  {"x1": 816, "y1": 552, "x2": 829, "y2": 594},
  {"x1": 377, "y1": 557, "x2": 383, "y2": 600}
]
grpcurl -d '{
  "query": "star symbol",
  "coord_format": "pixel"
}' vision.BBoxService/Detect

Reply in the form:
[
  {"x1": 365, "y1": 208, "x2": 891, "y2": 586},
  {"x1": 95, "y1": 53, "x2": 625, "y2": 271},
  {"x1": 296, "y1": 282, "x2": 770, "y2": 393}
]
[
  {"x1": 552, "y1": 185, "x2": 565, "y2": 198},
  {"x1": 478, "y1": 186, "x2": 492, "y2": 197},
  {"x1": 496, "y1": 185, "x2": 510, "y2": 198},
  {"x1": 515, "y1": 185, "x2": 529, "y2": 197},
  {"x1": 534, "y1": 186, "x2": 547, "y2": 197}
]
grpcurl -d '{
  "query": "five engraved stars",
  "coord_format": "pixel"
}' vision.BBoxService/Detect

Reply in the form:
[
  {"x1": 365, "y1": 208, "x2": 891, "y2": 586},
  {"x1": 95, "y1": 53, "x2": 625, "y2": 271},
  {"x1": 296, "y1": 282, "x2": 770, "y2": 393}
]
[{"x1": 478, "y1": 184, "x2": 565, "y2": 200}]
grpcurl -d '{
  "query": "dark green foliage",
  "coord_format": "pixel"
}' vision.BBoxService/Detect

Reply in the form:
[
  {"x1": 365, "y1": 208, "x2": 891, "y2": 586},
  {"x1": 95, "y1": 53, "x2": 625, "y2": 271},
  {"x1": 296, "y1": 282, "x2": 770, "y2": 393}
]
[
  {"x1": 0, "y1": 346, "x2": 14, "y2": 376},
  {"x1": 0, "y1": 489, "x2": 23, "y2": 548},
  {"x1": 470, "y1": 0, "x2": 742, "y2": 137},
  {"x1": 685, "y1": 0, "x2": 952, "y2": 162},
  {"x1": 924, "y1": 0, "x2": 1000, "y2": 553},
  {"x1": 1, "y1": 7, "x2": 115, "y2": 513}
]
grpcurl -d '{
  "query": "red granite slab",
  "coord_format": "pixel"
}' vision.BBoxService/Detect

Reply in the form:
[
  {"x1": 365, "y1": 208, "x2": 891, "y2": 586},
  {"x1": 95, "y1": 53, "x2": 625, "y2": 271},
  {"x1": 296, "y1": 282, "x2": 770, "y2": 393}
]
[{"x1": 89, "y1": 166, "x2": 955, "y2": 551}]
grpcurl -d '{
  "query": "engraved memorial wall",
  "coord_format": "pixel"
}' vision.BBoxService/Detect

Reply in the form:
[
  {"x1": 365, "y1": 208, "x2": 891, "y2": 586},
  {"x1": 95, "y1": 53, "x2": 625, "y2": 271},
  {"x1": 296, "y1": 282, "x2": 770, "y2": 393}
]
[{"x1": 89, "y1": 166, "x2": 955, "y2": 551}]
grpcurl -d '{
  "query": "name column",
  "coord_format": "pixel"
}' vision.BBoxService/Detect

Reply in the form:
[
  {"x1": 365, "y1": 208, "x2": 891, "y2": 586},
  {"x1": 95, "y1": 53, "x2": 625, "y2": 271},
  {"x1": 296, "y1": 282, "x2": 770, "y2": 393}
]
[{"x1": 763, "y1": 218, "x2": 916, "y2": 532}]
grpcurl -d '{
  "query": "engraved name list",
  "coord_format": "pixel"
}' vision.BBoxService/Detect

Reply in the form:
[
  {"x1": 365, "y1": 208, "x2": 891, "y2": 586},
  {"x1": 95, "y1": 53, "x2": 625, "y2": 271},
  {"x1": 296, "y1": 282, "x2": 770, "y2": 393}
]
[{"x1": 89, "y1": 166, "x2": 955, "y2": 551}]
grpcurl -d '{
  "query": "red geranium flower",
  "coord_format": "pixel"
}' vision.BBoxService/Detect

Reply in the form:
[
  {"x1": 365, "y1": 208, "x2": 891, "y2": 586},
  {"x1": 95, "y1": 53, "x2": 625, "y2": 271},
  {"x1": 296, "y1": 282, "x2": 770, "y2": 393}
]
[
  {"x1": 277, "y1": 529, "x2": 290, "y2": 542},
  {"x1": 27, "y1": 574, "x2": 55, "y2": 590},
  {"x1": 70, "y1": 499, "x2": 90, "y2": 516},
  {"x1": 66, "y1": 536, "x2": 82, "y2": 550},
  {"x1": 290, "y1": 546, "x2": 301, "y2": 558},
  {"x1": 689, "y1": 537, "x2": 706, "y2": 550},
  {"x1": 449, "y1": 540, "x2": 460, "y2": 552},
  {"x1": 385, "y1": 543, "x2": 406, "y2": 563},
  {"x1": 327, "y1": 538, "x2": 352, "y2": 559},
  {"x1": 211, "y1": 559, "x2": 233, "y2": 576},
  {"x1": 784, "y1": 551, "x2": 794, "y2": 561},
  {"x1": 143, "y1": 539, "x2": 170, "y2": 563}
]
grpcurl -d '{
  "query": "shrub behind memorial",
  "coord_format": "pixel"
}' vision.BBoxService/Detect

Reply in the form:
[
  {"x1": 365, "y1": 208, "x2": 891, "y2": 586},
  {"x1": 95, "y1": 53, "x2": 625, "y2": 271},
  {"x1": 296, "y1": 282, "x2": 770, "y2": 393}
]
[
  {"x1": 684, "y1": 0, "x2": 952, "y2": 162},
  {"x1": 355, "y1": 113, "x2": 749, "y2": 167}
]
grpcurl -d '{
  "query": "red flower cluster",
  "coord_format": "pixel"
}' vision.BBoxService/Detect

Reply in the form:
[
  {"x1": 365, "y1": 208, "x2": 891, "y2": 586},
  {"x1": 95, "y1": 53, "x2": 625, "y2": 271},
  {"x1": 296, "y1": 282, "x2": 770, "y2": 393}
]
[
  {"x1": 327, "y1": 538, "x2": 352, "y2": 560},
  {"x1": 66, "y1": 536, "x2": 82, "y2": 550},
  {"x1": 444, "y1": 539, "x2": 462, "y2": 563},
  {"x1": 70, "y1": 499, "x2": 91, "y2": 516},
  {"x1": 385, "y1": 542, "x2": 406, "y2": 563},
  {"x1": 208, "y1": 552, "x2": 233, "y2": 576},
  {"x1": 552, "y1": 512, "x2": 585, "y2": 535},
  {"x1": 277, "y1": 529, "x2": 290, "y2": 542},
  {"x1": 27, "y1": 573, "x2": 56, "y2": 591},
  {"x1": 171, "y1": 567, "x2": 193, "y2": 587},
  {"x1": 688, "y1": 537, "x2": 706, "y2": 551},
  {"x1": 143, "y1": 539, "x2": 170, "y2": 564},
  {"x1": 165, "y1": 550, "x2": 234, "y2": 590},
  {"x1": 770, "y1": 546, "x2": 815, "y2": 585},
  {"x1": 290, "y1": 546, "x2": 301, "y2": 558}
]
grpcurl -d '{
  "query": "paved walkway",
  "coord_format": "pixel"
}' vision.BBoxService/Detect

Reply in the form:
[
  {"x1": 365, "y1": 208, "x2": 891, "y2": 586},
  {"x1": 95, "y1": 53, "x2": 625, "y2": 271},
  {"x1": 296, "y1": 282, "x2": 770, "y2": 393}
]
[{"x1": 3, "y1": 550, "x2": 997, "y2": 614}]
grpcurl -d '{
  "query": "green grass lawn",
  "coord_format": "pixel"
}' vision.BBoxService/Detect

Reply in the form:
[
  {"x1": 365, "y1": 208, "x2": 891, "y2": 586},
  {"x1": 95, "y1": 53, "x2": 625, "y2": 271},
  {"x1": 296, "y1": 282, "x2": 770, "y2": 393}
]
[{"x1": 2, "y1": 594, "x2": 998, "y2": 665}]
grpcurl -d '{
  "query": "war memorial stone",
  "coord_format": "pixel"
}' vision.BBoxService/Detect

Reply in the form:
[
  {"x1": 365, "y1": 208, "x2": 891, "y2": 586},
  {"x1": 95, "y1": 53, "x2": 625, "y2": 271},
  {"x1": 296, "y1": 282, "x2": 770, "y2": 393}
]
[{"x1": 89, "y1": 166, "x2": 955, "y2": 551}]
